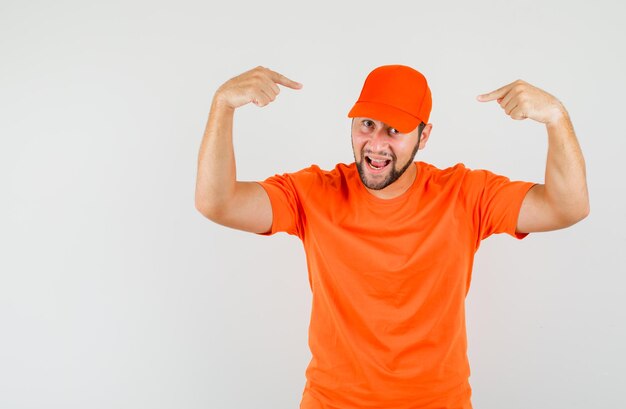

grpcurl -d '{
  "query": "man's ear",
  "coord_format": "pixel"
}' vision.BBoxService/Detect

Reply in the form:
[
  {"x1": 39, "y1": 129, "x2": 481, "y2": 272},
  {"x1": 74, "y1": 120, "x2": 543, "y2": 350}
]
[{"x1": 418, "y1": 123, "x2": 433, "y2": 149}]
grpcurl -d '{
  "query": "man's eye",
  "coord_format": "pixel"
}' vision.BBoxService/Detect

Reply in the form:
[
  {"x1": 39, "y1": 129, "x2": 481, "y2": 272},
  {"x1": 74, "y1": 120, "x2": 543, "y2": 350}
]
[
  {"x1": 390, "y1": 128, "x2": 399, "y2": 135},
  {"x1": 362, "y1": 120, "x2": 373, "y2": 127}
]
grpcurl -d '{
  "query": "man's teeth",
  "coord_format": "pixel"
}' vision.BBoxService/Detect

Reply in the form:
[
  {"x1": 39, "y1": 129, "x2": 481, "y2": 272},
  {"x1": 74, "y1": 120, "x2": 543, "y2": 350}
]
[{"x1": 367, "y1": 156, "x2": 390, "y2": 169}]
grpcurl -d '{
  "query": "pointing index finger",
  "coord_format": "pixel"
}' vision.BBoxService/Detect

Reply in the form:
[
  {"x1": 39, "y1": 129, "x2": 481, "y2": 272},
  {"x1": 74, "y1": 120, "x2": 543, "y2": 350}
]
[
  {"x1": 476, "y1": 83, "x2": 511, "y2": 102},
  {"x1": 269, "y1": 70, "x2": 303, "y2": 90}
]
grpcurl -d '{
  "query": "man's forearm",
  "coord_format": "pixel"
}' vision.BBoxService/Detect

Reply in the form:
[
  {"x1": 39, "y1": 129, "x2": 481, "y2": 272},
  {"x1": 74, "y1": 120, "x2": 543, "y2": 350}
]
[
  {"x1": 195, "y1": 95, "x2": 237, "y2": 216},
  {"x1": 543, "y1": 107, "x2": 590, "y2": 222}
]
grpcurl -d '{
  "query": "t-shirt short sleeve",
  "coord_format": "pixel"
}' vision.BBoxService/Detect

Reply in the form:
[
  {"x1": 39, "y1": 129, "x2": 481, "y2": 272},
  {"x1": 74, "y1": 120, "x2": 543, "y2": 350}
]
[
  {"x1": 254, "y1": 166, "x2": 319, "y2": 239},
  {"x1": 462, "y1": 167, "x2": 537, "y2": 241}
]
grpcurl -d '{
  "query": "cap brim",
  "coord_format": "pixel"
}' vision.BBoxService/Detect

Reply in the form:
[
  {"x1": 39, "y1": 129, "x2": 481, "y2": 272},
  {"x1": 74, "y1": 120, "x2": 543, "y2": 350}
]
[{"x1": 348, "y1": 101, "x2": 421, "y2": 134}]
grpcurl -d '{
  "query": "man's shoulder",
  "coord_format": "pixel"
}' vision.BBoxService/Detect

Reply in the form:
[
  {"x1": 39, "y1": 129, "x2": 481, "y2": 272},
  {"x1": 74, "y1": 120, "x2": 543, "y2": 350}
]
[
  {"x1": 265, "y1": 162, "x2": 355, "y2": 188},
  {"x1": 424, "y1": 162, "x2": 520, "y2": 196},
  {"x1": 291, "y1": 162, "x2": 355, "y2": 179},
  {"x1": 419, "y1": 161, "x2": 471, "y2": 179}
]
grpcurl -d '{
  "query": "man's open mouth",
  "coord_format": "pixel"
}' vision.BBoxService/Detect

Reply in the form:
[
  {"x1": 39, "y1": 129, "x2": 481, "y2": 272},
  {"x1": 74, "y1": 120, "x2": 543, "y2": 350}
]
[{"x1": 365, "y1": 155, "x2": 392, "y2": 171}]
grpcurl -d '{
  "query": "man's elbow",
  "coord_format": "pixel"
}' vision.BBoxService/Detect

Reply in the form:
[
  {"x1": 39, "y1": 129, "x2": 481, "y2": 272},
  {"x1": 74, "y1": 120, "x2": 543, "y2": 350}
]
[
  {"x1": 564, "y1": 201, "x2": 590, "y2": 227},
  {"x1": 577, "y1": 194, "x2": 591, "y2": 220},
  {"x1": 195, "y1": 201, "x2": 211, "y2": 219},
  {"x1": 195, "y1": 199, "x2": 224, "y2": 221},
  {"x1": 577, "y1": 202, "x2": 590, "y2": 222}
]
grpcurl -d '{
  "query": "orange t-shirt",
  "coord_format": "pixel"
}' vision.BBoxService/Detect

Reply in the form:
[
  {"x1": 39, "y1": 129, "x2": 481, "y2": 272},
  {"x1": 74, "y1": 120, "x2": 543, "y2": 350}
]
[{"x1": 256, "y1": 161, "x2": 536, "y2": 409}]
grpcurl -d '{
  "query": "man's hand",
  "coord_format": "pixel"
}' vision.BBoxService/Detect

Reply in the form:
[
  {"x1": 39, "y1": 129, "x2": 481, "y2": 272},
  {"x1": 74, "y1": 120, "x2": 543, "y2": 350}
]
[
  {"x1": 214, "y1": 66, "x2": 303, "y2": 110},
  {"x1": 476, "y1": 79, "x2": 566, "y2": 126}
]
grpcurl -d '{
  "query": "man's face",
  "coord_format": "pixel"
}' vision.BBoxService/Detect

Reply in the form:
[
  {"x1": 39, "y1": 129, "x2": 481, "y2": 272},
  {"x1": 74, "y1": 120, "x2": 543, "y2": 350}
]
[{"x1": 351, "y1": 117, "x2": 421, "y2": 190}]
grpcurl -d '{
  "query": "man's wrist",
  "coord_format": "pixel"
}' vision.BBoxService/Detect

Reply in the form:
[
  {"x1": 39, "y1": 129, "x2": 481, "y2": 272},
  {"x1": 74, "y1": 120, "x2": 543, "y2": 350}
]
[
  {"x1": 545, "y1": 103, "x2": 570, "y2": 129},
  {"x1": 212, "y1": 91, "x2": 235, "y2": 113}
]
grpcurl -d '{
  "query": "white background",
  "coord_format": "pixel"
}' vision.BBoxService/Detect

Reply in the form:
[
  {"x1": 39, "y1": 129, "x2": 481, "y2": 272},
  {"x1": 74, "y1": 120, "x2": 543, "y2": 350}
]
[{"x1": 1, "y1": 0, "x2": 625, "y2": 408}]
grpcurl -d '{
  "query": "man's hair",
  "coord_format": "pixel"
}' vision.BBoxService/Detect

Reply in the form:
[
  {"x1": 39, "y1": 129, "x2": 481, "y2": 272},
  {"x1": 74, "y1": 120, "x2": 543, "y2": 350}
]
[{"x1": 417, "y1": 122, "x2": 426, "y2": 139}]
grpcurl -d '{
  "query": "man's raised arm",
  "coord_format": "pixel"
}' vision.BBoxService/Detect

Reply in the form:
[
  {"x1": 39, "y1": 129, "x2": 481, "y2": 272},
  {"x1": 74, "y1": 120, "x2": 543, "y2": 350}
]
[
  {"x1": 194, "y1": 66, "x2": 303, "y2": 233},
  {"x1": 477, "y1": 79, "x2": 590, "y2": 233}
]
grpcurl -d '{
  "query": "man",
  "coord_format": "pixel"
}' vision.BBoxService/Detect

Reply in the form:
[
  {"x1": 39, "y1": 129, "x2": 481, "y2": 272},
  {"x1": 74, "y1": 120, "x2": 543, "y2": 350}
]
[{"x1": 195, "y1": 65, "x2": 589, "y2": 409}]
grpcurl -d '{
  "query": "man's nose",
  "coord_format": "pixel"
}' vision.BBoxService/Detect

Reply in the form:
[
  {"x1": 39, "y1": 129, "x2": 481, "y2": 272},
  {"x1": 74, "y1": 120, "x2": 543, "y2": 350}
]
[{"x1": 367, "y1": 128, "x2": 390, "y2": 150}]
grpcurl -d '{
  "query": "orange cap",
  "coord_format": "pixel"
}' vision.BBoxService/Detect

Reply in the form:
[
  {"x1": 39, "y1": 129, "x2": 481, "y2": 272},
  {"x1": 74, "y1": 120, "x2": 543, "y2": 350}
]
[{"x1": 347, "y1": 65, "x2": 432, "y2": 134}]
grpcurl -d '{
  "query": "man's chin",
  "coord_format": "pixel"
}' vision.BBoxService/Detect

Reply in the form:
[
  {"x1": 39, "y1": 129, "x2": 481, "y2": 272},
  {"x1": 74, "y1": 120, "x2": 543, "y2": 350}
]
[
  {"x1": 362, "y1": 180, "x2": 389, "y2": 190},
  {"x1": 357, "y1": 162, "x2": 394, "y2": 190}
]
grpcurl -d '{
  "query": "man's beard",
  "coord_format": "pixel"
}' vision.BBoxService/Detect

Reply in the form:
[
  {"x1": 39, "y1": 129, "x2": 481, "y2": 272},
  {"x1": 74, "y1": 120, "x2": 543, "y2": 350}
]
[{"x1": 354, "y1": 137, "x2": 420, "y2": 190}]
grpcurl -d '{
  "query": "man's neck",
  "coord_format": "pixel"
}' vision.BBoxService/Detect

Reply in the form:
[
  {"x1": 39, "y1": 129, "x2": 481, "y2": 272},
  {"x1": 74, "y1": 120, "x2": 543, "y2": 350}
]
[{"x1": 364, "y1": 162, "x2": 418, "y2": 200}]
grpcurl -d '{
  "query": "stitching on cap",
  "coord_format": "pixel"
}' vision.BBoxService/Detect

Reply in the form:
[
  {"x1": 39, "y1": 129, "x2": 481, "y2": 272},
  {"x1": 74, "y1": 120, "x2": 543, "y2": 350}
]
[{"x1": 357, "y1": 99, "x2": 423, "y2": 121}]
